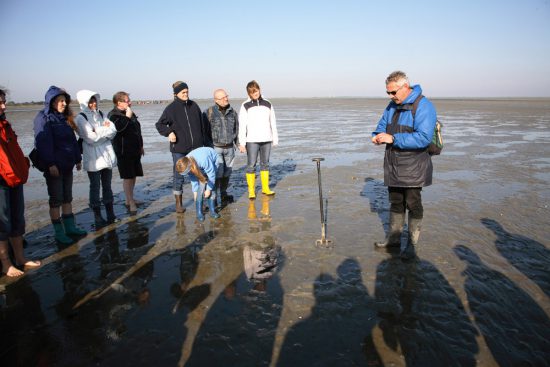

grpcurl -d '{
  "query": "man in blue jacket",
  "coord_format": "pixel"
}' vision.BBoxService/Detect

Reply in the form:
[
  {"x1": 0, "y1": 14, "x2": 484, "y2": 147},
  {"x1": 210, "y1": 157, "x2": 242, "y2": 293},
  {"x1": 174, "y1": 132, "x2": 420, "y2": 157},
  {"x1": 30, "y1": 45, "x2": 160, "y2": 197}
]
[{"x1": 371, "y1": 71, "x2": 437, "y2": 259}]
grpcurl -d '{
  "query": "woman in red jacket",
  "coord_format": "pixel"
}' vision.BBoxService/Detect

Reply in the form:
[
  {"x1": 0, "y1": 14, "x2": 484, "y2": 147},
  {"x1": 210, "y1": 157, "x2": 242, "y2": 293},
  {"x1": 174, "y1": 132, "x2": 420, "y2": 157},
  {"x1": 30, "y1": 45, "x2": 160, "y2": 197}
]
[{"x1": 0, "y1": 89, "x2": 41, "y2": 277}]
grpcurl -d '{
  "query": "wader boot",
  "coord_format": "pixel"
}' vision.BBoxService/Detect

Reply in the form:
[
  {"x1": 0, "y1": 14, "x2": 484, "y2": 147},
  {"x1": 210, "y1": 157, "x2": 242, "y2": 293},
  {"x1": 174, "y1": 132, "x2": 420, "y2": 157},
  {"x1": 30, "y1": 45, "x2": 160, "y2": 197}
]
[
  {"x1": 246, "y1": 173, "x2": 256, "y2": 199},
  {"x1": 401, "y1": 213, "x2": 422, "y2": 260},
  {"x1": 375, "y1": 212, "x2": 404, "y2": 248},
  {"x1": 260, "y1": 170, "x2": 275, "y2": 196},
  {"x1": 195, "y1": 196, "x2": 205, "y2": 222},
  {"x1": 175, "y1": 194, "x2": 185, "y2": 214},
  {"x1": 208, "y1": 196, "x2": 221, "y2": 219},
  {"x1": 62, "y1": 214, "x2": 87, "y2": 236},
  {"x1": 105, "y1": 203, "x2": 118, "y2": 224},
  {"x1": 52, "y1": 219, "x2": 73, "y2": 244},
  {"x1": 92, "y1": 207, "x2": 108, "y2": 228}
]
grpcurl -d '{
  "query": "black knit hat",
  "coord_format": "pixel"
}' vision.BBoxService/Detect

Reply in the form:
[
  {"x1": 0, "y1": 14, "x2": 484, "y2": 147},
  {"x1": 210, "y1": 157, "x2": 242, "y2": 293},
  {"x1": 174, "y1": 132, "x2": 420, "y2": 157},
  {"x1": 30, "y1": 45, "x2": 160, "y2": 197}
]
[{"x1": 173, "y1": 82, "x2": 189, "y2": 95}]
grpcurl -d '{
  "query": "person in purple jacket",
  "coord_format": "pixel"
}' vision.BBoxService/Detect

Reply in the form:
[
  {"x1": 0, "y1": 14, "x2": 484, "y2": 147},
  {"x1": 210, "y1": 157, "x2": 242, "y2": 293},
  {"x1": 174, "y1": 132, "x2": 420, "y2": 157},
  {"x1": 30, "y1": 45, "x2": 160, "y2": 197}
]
[{"x1": 33, "y1": 86, "x2": 87, "y2": 245}]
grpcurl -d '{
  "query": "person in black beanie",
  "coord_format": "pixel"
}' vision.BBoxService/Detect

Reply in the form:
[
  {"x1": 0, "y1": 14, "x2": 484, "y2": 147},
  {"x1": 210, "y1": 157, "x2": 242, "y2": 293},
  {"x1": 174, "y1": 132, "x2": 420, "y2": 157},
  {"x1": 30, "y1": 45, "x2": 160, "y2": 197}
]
[{"x1": 156, "y1": 81, "x2": 210, "y2": 214}]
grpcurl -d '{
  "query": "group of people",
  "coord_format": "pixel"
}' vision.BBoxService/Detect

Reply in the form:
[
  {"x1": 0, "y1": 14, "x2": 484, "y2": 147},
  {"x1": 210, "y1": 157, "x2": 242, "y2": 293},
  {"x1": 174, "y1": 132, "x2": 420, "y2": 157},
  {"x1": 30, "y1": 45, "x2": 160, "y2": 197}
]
[
  {"x1": 1, "y1": 70, "x2": 437, "y2": 277},
  {"x1": 0, "y1": 79, "x2": 280, "y2": 276}
]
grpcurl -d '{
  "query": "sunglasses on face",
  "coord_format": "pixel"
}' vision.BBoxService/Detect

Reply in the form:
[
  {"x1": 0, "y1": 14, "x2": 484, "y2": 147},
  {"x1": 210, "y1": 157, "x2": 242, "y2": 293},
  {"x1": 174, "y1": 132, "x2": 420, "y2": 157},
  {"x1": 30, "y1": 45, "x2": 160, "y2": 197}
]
[{"x1": 386, "y1": 85, "x2": 404, "y2": 96}]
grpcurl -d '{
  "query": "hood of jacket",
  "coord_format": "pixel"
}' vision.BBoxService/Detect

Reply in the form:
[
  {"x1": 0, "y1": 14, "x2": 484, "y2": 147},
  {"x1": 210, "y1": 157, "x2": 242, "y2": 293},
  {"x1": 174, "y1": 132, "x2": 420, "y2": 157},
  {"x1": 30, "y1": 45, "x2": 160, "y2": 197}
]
[
  {"x1": 402, "y1": 85, "x2": 422, "y2": 105},
  {"x1": 44, "y1": 86, "x2": 71, "y2": 115},
  {"x1": 76, "y1": 89, "x2": 100, "y2": 112}
]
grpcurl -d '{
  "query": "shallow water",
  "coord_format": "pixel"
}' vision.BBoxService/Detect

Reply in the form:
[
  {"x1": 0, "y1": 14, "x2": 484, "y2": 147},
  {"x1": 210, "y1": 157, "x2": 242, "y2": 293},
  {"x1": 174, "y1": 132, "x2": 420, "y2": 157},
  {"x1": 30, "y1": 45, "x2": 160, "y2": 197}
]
[{"x1": 1, "y1": 98, "x2": 550, "y2": 366}]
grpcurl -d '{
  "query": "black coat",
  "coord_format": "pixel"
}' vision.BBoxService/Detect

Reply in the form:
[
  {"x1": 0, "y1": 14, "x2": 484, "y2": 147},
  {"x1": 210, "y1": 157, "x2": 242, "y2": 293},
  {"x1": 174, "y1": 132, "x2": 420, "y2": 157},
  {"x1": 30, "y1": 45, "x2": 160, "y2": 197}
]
[
  {"x1": 155, "y1": 99, "x2": 209, "y2": 154},
  {"x1": 108, "y1": 108, "x2": 143, "y2": 159}
]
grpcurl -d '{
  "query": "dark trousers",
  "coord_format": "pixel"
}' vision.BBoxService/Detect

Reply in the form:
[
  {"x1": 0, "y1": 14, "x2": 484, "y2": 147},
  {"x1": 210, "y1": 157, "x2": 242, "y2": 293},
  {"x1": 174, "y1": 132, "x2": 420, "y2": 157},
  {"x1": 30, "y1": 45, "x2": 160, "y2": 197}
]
[
  {"x1": 388, "y1": 187, "x2": 423, "y2": 219},
  {"x1": 87, "y1": 168, "x2": 114, "y2": 208},
  {"x1": 172, "y1": 152, "x2": 187, "y2": 195},
  {"x1": 0, "y1": 184, "x2": 25, "y2": 240}
]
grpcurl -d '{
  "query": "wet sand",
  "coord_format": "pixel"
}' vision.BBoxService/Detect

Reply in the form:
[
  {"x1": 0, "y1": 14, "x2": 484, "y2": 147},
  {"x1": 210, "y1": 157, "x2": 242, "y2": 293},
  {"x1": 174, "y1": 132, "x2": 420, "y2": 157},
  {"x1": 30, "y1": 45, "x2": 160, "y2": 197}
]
[{"x1": 1, "y1": 98, "x2": 549, "y2": 366}]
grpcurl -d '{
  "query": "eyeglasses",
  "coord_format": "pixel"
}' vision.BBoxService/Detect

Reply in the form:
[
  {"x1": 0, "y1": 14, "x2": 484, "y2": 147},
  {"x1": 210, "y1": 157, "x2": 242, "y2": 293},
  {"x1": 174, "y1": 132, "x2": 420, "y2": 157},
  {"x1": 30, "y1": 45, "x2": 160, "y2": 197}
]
[
  {"x1": 215, "y1": 95, "x2": 229, "y2": 100},
  {"x1": 386, "y1": 85, "x2": 404, "y2": 96},
  {"x1": 121, "y1": 99, "x2": 130, "y2": 103}
]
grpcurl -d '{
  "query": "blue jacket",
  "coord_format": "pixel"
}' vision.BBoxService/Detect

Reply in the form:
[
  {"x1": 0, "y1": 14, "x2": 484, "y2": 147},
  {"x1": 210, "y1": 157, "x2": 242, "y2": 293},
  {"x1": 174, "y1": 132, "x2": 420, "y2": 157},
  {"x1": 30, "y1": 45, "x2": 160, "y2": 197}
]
[
  {"x1": 33, "y1": 86, "x2": 81, "y2": 173},
  {"x1": 372, "y1": 85, "x2": 437, "y2": 187},
  {"x1": 186, "y1": 147, "x2": 218, "y2": 192}
]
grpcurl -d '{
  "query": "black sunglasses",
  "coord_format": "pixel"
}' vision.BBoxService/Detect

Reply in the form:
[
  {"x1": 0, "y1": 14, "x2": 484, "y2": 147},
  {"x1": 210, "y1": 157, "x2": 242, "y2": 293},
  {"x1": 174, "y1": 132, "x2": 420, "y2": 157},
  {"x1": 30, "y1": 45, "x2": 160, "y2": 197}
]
[{"x1": 386, "y1": 85, "x2": 404, "y2": 96}]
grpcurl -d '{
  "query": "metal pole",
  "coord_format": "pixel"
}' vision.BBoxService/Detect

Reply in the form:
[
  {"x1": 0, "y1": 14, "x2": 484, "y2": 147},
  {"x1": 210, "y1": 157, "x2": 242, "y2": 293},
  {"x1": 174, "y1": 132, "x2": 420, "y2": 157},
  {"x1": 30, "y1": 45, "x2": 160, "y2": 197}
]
[{"x1": 312, "y1": 158, "x2": 332, "y2": 246}]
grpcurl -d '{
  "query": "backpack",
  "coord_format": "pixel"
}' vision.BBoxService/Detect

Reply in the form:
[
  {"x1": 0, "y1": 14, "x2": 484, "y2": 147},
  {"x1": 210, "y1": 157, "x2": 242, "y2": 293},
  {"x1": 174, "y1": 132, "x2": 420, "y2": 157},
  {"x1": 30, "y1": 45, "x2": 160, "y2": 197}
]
[
  {"x1": 411, "y1": 95, "x2": 443, "y2": 155},
  {"x1": 0, "y1": 121, "x2": 30, "y2": 187},
  {"x1": 77, "y1": 111, "x2": 104, "y2": 153}
]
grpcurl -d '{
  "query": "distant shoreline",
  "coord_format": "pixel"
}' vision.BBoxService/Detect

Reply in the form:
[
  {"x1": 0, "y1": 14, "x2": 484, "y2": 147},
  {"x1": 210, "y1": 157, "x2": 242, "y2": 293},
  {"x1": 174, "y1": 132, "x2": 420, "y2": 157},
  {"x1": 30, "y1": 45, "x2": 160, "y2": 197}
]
[{"x1": 5, "y1": 96, "x2": 549, "y2": 108}]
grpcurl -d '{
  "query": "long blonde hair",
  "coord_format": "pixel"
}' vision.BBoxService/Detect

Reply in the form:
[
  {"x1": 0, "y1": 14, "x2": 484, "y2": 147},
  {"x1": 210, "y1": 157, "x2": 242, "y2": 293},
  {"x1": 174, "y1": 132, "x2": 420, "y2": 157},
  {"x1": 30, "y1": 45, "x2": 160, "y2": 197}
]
[{"x1": 175, "y1": 156, "x2": 206, "y2": 183}]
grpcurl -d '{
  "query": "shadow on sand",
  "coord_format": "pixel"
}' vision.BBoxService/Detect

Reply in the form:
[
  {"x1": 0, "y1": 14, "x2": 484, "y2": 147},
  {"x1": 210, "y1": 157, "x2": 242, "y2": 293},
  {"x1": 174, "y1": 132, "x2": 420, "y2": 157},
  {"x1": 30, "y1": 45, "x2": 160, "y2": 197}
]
[
  {"x1": 454, "y1": 244, "x2": 550, "y2": 366},
  {"x1": 481, "y1": 217, "x2": 550, "y2": 297},
  {"x1": 374, "y1": 250, "x2": 479, "y2": 366}
]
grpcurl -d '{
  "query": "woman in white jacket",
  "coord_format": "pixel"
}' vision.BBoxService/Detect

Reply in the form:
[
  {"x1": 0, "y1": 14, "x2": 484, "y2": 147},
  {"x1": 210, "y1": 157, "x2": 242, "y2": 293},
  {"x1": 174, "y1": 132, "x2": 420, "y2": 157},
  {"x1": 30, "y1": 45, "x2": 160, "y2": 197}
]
[
  {"x1": 238, "y1": 80, "x2": 278, "y2": 199},
  {"x1": 76, "y1": 90, "x2": 118, "y2": 227}
]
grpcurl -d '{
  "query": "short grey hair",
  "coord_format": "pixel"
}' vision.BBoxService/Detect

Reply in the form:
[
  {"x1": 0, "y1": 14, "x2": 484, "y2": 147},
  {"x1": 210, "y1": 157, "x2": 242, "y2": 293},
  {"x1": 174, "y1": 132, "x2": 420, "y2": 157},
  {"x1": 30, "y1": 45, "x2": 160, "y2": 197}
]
[{"x1": 385, "y1": 71, "x2": 409, "y2": 86}]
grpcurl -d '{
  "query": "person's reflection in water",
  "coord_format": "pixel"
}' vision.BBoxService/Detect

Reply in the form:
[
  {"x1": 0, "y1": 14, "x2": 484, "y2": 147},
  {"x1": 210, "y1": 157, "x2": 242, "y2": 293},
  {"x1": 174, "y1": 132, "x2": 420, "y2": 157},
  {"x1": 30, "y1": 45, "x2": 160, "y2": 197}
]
[
  {"x1": 186, "y1": 243, "x2": 283, "y2": 366},
  {"x1": 374, "y1": 253, "x2": 478, "y2": 366},
  {"x1": 278, "y1": 258, "x2": 380, "y2": 366},
  {"x1": 454, "y1": 245, "x2": 550, "y2": 366},
  {"x1": 481, "y1": 218, "x2": 550, "y2": 297},
  {"x1": 170, "y1": 246, "x2": 209, "y2": 314},
  {"x1": 0, "y1": 277, "x2": 59, "y2": 366},
  {"x1": 247, "y1": 194, "x2": 272, "y2": 222}
]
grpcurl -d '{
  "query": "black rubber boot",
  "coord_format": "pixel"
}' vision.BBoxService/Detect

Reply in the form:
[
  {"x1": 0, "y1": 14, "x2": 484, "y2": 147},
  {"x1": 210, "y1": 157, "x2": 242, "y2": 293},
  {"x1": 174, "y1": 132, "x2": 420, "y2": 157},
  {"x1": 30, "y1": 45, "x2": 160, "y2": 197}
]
[
  {"x1": 401, "y1": 213, "x2": 422, "y2": 260},
  {"x1": 93, "y1": 207, "x2": 108, "y2": 228},
  {"x1": 105, "y1": 203, "x2": 118, "y2": 224},
  {"x1": 220, "y1": 177, "x2": 233, "y2": 204},
  {"x1": 375, "y1": 212, "x2": 404, "y2": 248}
]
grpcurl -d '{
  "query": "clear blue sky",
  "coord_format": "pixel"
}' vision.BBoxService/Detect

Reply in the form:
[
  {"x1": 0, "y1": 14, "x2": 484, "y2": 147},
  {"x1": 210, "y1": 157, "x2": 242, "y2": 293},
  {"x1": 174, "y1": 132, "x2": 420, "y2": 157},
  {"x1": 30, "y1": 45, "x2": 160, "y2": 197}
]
[{"x1": 3, "y1": 0, "x2": 550, "y2": 102}]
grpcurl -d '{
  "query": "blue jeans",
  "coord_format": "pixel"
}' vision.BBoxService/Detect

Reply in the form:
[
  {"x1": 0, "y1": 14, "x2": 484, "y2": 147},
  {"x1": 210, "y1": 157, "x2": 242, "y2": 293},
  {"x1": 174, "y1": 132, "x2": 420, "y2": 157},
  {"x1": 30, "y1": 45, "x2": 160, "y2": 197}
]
[
  {"x1": 215, "y1": 146, "x2": 235, "y2": 178},
  {"x1": 246, "y1": 142, "x2": 271, "y2": 173},
  {"x1": 0, "y1": 184, "x2": 25, "y2": 240},
  {"x1": 87, "y1": 169, "x2": 114, "y2": 209},
  {"x1": 172, "y1": 152, "x2": 186, "y2": 195}
]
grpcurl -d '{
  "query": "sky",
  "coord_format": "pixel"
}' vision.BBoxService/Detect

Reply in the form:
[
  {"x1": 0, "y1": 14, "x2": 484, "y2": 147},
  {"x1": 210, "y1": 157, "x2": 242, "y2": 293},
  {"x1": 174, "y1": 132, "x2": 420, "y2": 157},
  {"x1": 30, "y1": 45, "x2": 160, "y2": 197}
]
[{"x1": 2, "y1": 0, "x2": 550, "y2": 102}]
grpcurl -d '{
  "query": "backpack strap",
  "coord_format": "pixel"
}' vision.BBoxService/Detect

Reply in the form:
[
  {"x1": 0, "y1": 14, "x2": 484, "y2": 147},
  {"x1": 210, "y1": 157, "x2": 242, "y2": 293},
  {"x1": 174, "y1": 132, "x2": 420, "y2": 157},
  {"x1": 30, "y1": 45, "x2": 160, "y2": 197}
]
[{"x1": 79, "y1": 112, "x2": 88, "y2": 121}]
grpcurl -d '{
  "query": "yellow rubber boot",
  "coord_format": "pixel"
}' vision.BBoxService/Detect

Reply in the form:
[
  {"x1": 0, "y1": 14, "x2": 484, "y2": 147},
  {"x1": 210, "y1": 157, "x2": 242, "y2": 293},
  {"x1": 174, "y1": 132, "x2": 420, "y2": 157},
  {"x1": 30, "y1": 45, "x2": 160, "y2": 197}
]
[
  {"x1": 246, "y1": 173, "x2": 256, "y2": 199},
  {"x1": 260, "y1": 170, "x2": 275, "y2": 195}
]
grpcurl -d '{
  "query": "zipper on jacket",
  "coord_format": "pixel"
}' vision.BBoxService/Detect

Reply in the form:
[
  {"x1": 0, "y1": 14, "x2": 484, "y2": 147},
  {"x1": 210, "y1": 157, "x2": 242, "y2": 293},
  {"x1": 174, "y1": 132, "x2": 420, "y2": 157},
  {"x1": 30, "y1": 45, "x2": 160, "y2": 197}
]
[{"x1": 184, "y1": 101, "x2": 194, "y2": 147}]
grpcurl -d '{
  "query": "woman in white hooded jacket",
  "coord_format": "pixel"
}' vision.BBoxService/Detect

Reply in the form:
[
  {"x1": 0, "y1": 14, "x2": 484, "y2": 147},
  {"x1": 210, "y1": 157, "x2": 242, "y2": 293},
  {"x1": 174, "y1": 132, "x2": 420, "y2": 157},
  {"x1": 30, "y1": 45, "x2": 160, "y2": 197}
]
[{"x1": 76, "y1": 89, "x2": 118, "y2": 226}]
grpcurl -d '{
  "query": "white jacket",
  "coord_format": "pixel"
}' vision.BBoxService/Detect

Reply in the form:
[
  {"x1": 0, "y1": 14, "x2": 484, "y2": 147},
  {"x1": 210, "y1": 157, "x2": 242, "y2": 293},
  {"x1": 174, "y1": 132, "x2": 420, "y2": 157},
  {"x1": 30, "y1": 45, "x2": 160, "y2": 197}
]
[
  {"x1": 76, "y1": 90, "x2": 117, "y2": 172},
  {"x1": 238, "y1": 96, "x2": 278, "y2": 145}
]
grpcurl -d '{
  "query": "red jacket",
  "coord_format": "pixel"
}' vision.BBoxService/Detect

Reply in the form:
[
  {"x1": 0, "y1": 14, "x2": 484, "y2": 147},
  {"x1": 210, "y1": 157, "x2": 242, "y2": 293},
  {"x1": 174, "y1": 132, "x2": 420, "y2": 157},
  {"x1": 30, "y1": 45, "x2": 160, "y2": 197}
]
[{"x1": 0, "y1": 119, "x2": 30, "y2": 187}]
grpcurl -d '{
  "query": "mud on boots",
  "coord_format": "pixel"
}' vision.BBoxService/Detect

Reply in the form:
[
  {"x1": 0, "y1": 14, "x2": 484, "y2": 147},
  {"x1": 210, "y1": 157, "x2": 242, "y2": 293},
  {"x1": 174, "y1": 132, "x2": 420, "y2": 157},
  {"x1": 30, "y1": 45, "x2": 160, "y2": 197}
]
[
  {"x1": 260, "y1": 170, "x2": 275, "y2": 196},
  {"x1": 246, "y1": 172, "x2": 256, "y2": 199},
  {"x1": 375, "y1": 212, "x2": 404, "y2": 248},
  {"x1": 400, "y1": 212, "x2": 422, "y2": 260}
]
